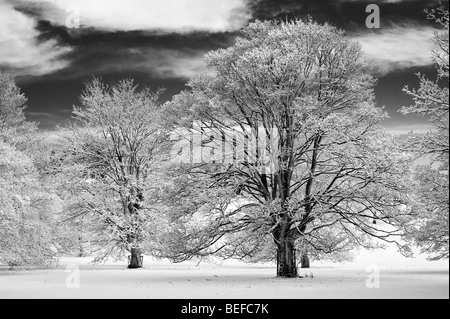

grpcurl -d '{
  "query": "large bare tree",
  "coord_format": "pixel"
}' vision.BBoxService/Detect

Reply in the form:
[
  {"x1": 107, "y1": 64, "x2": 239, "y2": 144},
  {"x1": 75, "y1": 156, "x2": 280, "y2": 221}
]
[{"x1": 162, "y1": 20, "x2": 415, "y2": 277}]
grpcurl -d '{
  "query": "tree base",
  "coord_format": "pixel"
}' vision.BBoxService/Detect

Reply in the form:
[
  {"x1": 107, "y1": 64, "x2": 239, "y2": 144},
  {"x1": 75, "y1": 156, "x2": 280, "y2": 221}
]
[
  {"x1": 277, "y1": 272, "x2": 299, "y2": 278},
  {"x1": 300, "y1": 253, "x2": 310, "y2": 269},
  {"x1": 128, "y1": 249, "x2": 143, "y2": 269},
  {"x1": 128, "y1": 265, "x2": 143, "y2": 269},
  {"x1": 276, "y1": 241, "x2": 298, "y2": 278}
]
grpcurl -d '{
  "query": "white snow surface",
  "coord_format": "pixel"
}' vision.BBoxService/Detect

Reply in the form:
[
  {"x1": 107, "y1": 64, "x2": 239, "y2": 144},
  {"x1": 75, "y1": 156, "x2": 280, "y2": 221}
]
[{"x1": 0, "y1": 245, "x2": 448, "y2": 299}]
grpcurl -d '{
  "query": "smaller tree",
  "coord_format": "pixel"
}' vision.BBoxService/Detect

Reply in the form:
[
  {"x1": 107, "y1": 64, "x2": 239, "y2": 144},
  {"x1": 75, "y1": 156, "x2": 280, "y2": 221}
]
[
  {"x1": 0, "y1": 141, "x2": 56, "y2": 267},
  {"x1": 408, "y1": 165, "x2": 449, "y2": 260},
  {"x1": 0, "y1": 71, "x2": 38, "y2": 149},
  {"x1": 0, "y1": 72, "x2": 58, "y2": 268},
  {"x1": 59, "y1": 78, "x2": 168, "y2": 268},
  {"x1": 402, "y1": 6, "x2": 449, "y2": 260}
]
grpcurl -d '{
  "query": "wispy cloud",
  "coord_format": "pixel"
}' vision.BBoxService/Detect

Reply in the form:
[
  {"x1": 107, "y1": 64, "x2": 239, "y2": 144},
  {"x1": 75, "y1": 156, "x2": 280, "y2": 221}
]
[
  {"x1": 0, "y1": 0, "x2": 71, "y2": 77},
  {"x1": 354, "y1": 26, "x2": 436, "y2": 75},
  {"x1": 18, "y1": 0, "x2": 252, "y2": 33},
  {"x1": 3, "y1": 0, "x2": 250, "y2": 79},
  {"x1": 117, "y1": 48, "x2": 214, "y2": 79},
  {"x1": 26, "y1": 111, "x2": 61, "y2": 119},
  {"x1": 49, "y1": 47, "x2": 212, "y2": 81},
  {"x1": 150, "y1": 51, "x2": 213, "y2": 79},
  {"x1": 384, "y1": 122, "x2": 435, "y2": 135}
]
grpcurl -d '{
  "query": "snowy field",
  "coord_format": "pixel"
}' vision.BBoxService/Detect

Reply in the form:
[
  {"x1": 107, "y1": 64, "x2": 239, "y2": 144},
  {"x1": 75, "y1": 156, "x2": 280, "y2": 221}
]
[{"x1": 0, "y1": 245, "x2": 448, "y2": 299}]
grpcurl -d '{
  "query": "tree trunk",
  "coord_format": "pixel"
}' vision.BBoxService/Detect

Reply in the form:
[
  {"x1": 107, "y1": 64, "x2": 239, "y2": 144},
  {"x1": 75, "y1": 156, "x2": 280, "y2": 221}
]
[
  {"x1": 128, "y1": 247, "x2": 143, "y2": 269},
  {"x1": 78, "y1": 234, "x2": 86, "y2": 257},
  {"x1": 276, "y1": 240, "x2": 298, "y2": 278},
  {"x1": 300, "y1": 252, "x2": 310, "y2": 269}
]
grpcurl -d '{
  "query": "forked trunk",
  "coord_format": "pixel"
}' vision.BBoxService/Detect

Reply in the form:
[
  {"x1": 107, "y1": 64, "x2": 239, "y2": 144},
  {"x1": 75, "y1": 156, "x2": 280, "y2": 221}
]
[{"x1": 276, "y1": 240, "x2": 298, "y2": 278}]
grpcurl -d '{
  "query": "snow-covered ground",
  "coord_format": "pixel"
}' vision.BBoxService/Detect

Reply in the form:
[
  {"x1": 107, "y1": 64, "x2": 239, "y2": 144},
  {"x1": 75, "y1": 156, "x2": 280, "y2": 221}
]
[{"x1": 0, "y1": 245, "x2": 448, "y2": 299}]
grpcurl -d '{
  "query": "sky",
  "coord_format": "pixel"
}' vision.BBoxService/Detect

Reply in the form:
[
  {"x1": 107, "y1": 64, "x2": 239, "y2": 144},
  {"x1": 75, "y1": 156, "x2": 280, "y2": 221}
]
[{"x1": 0, "y1": 0, "x2": 448, "y2": 132}]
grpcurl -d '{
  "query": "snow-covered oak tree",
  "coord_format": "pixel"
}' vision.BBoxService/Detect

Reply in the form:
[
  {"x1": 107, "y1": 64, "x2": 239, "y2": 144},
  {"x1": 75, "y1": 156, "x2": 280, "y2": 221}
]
[
  {"x1": 0, "y1": 141, "x2": 56, "y2": 267},
  {"x1": 402, "y1": 7, "x2": 448, "y2": 159},
  {"x1": 0, "y1": 72, "x2": 61, "y2": 267},
  {"x1": 402, "y1": 6, "x2": 449, "y2": 260},
  {"x1": 408, "y1": 165, "x2": 449, "y2": 260},
  {"x1": 162, "y1": 20, "x2": 415, "y2": 277},
  {"x1": 0, "y1": 71, "x2": 38, "y2": 149},
  {"x1": 59, "y1": 78, "x2": 168, "y2": 268}
]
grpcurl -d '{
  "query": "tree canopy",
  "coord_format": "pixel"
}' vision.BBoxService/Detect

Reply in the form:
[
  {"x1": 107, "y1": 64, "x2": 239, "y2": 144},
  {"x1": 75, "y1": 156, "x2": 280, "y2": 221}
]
[
  {"x1": 0, "y1": 71, "x2": 38, "y2": 148},
  {"x1": 162, "y1": 20, "x2": 415, "y2": 277},
  {"x1": 402, "y1": 6, "x2": 449, "y2": 260},
  {"x1": 0, "y1": 141, "x2": 56, "y2": 267},
  {"x1": 58, "y1": 78, "x2": 168, "y2": 266}
]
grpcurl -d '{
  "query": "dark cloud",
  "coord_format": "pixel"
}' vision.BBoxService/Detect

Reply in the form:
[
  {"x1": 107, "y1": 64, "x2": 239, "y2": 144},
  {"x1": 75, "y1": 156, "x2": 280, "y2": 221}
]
[
  {"x1": 35, "y1": 21, "x2": 236, "y2": 51},
  {"x1": 2, "y1": 0, "x2": 446, "y2": 131},
  {"x1": 251, "y1": 0, "x2": 447, "y2": 30},
  {"x1": 17, "y1": 19, "x2": 237, "y2": 85}
]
